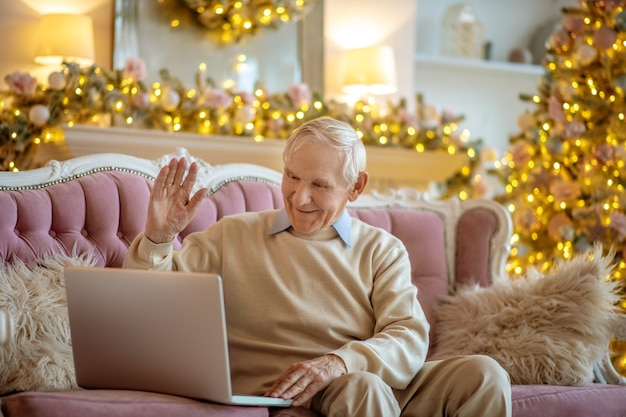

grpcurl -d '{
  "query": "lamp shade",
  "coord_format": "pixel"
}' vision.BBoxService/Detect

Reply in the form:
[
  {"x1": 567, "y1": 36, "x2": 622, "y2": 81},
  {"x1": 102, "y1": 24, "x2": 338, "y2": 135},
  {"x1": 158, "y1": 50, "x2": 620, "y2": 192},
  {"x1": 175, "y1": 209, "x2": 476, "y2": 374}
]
[
  {"x1": 34, "y1": 14, "x2": 95, "y2": 66},
  {"x1": 342, "y1": 45, "x2": 397, "y2": 96}
]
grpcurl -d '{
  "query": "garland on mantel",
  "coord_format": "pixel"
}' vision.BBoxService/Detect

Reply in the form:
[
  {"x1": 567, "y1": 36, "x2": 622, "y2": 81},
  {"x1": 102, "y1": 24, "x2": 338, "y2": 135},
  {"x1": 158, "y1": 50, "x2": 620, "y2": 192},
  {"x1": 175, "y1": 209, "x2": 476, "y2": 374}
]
[
  {"x1": 178, "y1": 0, "x2": 318, "y2": 45},
  {"x1": 0, "y1": 60, "x2": 499, "y2": 200}
]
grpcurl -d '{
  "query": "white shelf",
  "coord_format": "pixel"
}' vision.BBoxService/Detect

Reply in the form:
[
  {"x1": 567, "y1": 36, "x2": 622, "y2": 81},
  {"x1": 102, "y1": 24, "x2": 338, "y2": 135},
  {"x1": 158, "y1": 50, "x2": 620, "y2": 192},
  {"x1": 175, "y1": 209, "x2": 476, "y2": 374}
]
[{"x1": 414, "y1": 53, "x2": 544, "y2": 77}]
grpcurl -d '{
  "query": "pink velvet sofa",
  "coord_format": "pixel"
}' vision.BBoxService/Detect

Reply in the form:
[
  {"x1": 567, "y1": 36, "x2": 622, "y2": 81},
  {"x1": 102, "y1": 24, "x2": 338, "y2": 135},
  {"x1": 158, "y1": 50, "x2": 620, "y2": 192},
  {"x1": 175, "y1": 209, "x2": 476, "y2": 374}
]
[{"x1": 1, "y1": 149, "x2": 625, "y2": 417}]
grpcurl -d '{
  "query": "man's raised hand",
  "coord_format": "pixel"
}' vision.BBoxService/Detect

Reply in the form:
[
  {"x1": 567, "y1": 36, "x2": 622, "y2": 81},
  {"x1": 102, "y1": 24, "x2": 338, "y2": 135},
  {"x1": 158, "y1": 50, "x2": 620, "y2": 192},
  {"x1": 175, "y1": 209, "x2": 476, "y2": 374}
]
[{"x1": 144, "y1": 157, "x2": 208, "y2": 244}]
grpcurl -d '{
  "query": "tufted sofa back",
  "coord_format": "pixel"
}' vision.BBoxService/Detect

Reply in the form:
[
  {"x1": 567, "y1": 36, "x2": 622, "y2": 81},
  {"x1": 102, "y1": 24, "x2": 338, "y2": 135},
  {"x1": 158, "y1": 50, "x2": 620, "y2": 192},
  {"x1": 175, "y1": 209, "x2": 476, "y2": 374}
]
[
  {"x1": 0, "y1": 172, "x2": 286, "y2": 266},
  {"x1": 0, "y1": 165, "x2": 509, "y2": 356}
]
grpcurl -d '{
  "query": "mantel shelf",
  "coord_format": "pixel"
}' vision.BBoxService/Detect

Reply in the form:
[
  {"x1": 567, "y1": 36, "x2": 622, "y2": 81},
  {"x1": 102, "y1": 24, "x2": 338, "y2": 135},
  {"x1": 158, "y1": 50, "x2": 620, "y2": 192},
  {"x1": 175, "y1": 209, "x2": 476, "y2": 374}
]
[
  {"x1": 62, "y1": 125, "x2": 469, "y2": 193},
  {"x1": 414, "y1": 53, "x2": 544, "y2": 76}
]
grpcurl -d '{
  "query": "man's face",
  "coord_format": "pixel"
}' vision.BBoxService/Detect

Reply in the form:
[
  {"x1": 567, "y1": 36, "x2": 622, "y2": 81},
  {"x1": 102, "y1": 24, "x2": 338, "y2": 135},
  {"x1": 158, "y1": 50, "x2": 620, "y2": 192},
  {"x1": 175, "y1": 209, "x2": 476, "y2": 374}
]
[{"x1": 281, "y1": 141, "x2": 356, "y2": 235}]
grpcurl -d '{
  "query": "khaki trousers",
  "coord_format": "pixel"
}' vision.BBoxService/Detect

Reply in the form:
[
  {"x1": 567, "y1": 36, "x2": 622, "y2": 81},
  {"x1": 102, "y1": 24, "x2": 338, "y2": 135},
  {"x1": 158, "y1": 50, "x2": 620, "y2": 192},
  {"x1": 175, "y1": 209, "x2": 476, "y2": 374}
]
[{"x1": 309, "y1": 355, "x2": 512, "y2": 417}]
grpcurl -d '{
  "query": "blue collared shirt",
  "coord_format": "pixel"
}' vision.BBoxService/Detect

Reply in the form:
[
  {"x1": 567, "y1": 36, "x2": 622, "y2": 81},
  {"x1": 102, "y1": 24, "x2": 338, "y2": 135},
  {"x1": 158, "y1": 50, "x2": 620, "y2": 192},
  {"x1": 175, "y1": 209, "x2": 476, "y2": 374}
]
[{"x1": 268, "y1": 208, "x2": 352, "y2": 247}]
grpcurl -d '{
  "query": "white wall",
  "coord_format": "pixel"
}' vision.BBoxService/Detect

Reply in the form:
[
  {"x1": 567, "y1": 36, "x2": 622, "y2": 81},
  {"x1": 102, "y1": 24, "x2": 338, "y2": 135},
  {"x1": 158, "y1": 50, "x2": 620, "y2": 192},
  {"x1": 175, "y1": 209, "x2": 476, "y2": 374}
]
[
  {"x1": 413, "y1": 0, "x2": 573, "y2": 154},
  {"x1": 414, "y1": 60, "x2": 539, "y2": 153},
  {"x1": 416, "y1": 0, "x2": 572, "y2": 63}
]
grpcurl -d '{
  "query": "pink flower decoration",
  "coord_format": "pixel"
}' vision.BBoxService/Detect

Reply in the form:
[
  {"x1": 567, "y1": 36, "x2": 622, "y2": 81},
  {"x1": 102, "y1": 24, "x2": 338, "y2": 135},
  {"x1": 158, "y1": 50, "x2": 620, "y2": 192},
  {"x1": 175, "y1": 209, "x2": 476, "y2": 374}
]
[
  {"x1": 549, "y1": 29, "x2": 572, "y2": 52},
  {"x1": 610, "y1": 212, "x2": 626, "y2": 240},
  {"x1": 549, "y1": 179, "x2": 581, "y2": 203},
  {"x1": 593, "y1": 26, "x2": 618, "y2": 50},
  {"x1": 547, "y1": 213, "x2": 574, "y2": 241},
  {"x1": 267, "y1": 117, "x2": 285, "y2": 132},
  {"x1": 517, "y1": 111, "x2": 535, "y2": 131},
  {"x1": 514, "y1": 208, "x2": 539, "y2": 233},
  {"x1": 594, "y1": 143, "x2": 615, "y2": 164},
  {"x1": 562, "y1": 15, "x2": 585, "y2": 35},
  {"x1": 124, "y1": 57, "x2": 147, "y2": 81},
  {"x1": 5, "y1": 71, "x2": 37, "y2": 95},
  {"x1": 548, "y1": 96, "x2": 566, "y2": 124},
  {"x1": 204, "y1": 88, "x2": 232, "y2": 109},
  {"x1": 509, "y1": 140, "x2": 534, "y2": 167},
  {"x1": 563, "y1": 120, "x2": 586, "y2": 140},
  {"x1": 471, "y1": 176, "x2": 491, "y2": 199},
  {"x1": 132, "y1": 91, "x2": 151, "y2": 110},
  {"x1": 237, "y1": 91, "x2": 256, "y2": 105},
  {"x1": 287, "y1": 83, "x2": 311, "y2": 108}
]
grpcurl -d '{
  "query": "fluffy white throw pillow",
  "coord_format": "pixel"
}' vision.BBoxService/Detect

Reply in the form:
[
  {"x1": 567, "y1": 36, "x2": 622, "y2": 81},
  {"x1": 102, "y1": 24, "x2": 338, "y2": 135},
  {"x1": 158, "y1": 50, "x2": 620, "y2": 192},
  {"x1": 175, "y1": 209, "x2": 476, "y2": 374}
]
[
  {"x1": 0, "y1": 252, "x2": 97, "y2": 394},
  {"x1": 431, "y1": 245, "x2": 621, "y2": 385}
]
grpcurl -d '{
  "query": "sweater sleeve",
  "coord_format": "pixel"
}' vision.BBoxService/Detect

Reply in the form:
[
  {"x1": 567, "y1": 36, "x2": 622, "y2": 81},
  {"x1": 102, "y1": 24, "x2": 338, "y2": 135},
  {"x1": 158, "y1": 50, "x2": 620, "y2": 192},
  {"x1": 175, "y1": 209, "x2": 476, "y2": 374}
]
[
  {"x1": 123, "y1": 223, "x2": 225, "y2": 273},
  {"x1": 329, "y1": 241, "x2": 430, "y2": 390}
]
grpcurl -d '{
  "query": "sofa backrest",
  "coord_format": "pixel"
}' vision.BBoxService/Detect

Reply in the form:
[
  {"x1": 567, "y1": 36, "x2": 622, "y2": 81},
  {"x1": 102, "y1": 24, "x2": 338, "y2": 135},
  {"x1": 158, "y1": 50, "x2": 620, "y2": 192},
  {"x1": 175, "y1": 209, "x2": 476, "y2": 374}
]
[{"x1": 0, "y1": 149, "x2": 512, "y2": 353}]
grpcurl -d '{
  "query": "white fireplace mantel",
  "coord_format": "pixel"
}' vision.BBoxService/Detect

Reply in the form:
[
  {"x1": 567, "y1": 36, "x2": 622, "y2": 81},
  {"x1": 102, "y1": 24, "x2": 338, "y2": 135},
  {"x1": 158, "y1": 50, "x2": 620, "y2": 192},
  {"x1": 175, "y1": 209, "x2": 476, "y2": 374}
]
[{"x1": 62, "y1": 125, "x2": 468, "y2": 193}]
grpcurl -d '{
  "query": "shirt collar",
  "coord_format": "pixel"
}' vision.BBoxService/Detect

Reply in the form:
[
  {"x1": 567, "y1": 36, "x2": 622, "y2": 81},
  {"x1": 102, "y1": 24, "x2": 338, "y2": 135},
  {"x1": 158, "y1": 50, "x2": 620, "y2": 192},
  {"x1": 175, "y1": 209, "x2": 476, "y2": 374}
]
[{"x1": 268, "y1": 208, "x2": 352, "y2": 247}]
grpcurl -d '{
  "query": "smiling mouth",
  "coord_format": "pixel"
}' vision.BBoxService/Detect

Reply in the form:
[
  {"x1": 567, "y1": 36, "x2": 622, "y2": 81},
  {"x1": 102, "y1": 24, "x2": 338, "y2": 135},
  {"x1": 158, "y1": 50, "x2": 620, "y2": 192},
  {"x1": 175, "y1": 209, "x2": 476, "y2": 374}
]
[{"x1": 296, "y1": 208, "x2": 316, "y2": 214}]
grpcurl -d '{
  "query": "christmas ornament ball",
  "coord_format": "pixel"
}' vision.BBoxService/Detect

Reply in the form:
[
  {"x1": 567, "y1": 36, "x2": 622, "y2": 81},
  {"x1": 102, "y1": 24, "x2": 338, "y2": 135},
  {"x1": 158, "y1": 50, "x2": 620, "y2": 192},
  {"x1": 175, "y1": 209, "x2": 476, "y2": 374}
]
[
  {"x1": 132, "y1": 91, "x2": 151, "y2": 110},
  {"x1": 508, "y1": 47, "x2": 533, "y2": 64},
  {"x1": 574, "y1": 43, "x2": 597, "y2": 66},
  {"x1": 29, "y1": 104, "x2": 50, "y2": 127},
  {"x1": 48, "y1": 71, "x2": 67, "y2": 90},
  {"x1": 160, "y1": 90, "x2": 180, "y2": 112},
  {"x1": 593, "y1": 26, "x2": 618, "y2": 50}
]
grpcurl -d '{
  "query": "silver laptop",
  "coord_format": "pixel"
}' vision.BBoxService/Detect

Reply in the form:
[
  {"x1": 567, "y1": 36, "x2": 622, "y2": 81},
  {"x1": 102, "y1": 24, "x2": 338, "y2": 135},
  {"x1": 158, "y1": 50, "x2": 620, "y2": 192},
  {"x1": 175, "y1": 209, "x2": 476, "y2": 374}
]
[{"x1": 64, "y1": 266, "x2": 292, "y2": 407}]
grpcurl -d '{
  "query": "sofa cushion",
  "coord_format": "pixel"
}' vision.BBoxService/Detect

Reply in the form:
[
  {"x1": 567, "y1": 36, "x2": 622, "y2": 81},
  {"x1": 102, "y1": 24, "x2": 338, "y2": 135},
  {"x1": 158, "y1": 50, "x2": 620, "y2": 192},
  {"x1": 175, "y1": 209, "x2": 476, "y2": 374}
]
[
  {"x1": 431, "y1": 245, "x2": 620, "y2": 385},
  {"x1": 511, "y1": 384, "x2": 626, "y2": 417},
  {"x1": 0, "y1": 171, "x2": 153, "y2": 267},
  {"x1": 456, "y1": 206, "x2": 500, "y2": 287},
  {"x1": 183, "y1": 180, "x2": 284, "y2": 240},
  {"x1": 0, "y1": 252, "x2": 97, "y2": 394},
  {"x1": 0, "y1": 389, "x2": 268, "y2": 417},
  {"x1": 349, "y1": 208, "x2": 448, "y2": 354}
]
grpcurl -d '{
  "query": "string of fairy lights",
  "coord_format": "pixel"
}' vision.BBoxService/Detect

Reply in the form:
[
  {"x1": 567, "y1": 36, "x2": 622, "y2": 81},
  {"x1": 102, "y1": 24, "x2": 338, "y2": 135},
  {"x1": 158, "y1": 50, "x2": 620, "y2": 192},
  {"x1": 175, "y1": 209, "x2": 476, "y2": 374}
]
[
  {"x1": 0, "y1": 61, "x2": 485, "y2": 210},
  {"x1": 494, "y1": 0, "x2": 626, "y2": 375},
  {"x1": 159, "y1": 0, "x2": 317, "y2": 45},
  {"x1": 3, "y1": 0, "x2": 624, "y2": 375}
]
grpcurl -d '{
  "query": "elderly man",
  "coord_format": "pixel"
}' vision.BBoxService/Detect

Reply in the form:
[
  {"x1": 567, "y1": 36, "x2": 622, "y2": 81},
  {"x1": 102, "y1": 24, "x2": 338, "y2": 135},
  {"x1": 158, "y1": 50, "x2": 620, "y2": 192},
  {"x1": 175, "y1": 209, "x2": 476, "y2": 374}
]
[{"x1": 124, "y1": 116, "x2": 511, "y2": 416}]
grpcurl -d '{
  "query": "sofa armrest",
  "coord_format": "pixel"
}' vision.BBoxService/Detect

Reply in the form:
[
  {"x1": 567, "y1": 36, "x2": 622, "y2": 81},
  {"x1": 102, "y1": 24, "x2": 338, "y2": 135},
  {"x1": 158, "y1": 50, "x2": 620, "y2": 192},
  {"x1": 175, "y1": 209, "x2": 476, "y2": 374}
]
[
  {"x1": 594, "y1": 314, "x2": 626, "y2": 385},
  {"x1": 0, "y1": 309, "x2": 11, "y2": 345}
]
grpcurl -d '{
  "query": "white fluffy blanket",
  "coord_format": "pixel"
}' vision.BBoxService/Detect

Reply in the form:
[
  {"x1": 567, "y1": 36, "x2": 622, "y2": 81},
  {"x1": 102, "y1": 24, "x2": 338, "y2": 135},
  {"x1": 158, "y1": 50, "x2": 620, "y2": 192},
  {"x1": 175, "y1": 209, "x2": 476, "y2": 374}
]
[
  {"x1": 431, "y1": 245, "x2": 621, "y2": 385},
  {"x1": 0, "y1": 252, "x2": 96, "y2": 393}
]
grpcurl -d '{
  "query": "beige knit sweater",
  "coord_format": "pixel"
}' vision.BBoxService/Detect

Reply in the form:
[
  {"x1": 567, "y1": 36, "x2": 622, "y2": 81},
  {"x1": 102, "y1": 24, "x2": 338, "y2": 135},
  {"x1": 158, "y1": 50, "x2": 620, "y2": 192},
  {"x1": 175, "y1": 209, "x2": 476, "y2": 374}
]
[{"x1": 124, "y1": 209, "x2": 429, "y2": 395}]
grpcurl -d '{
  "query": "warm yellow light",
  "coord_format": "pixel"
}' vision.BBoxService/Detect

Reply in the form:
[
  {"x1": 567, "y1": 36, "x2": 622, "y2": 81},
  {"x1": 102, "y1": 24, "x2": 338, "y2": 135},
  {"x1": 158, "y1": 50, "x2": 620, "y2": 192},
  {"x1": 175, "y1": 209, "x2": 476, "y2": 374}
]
[
  {"x1": 34, "y1": 14, "x2": 95, "y2": 66},
  {"x1": 342, "y1": 45, "x2": 397, "y2": 96}
]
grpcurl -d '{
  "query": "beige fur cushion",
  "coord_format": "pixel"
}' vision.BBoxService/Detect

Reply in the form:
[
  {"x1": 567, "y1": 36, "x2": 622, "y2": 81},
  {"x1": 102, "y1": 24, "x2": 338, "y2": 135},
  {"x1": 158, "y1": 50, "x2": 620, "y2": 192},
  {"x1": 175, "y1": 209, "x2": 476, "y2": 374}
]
[
  {"x1": 431, "y1": 246, "x2": 621, "y2": 385},
  {"x1": 0, "y1": 252, "x2": 97, "y2": 394}
]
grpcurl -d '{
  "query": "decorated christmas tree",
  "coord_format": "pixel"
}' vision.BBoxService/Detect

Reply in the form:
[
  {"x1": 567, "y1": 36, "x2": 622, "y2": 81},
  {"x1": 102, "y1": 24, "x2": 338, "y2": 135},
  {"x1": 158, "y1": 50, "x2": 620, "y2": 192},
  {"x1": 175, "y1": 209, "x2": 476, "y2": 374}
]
[{"x1": 496, "y1": 0, "x2": 626, "y2": 374}]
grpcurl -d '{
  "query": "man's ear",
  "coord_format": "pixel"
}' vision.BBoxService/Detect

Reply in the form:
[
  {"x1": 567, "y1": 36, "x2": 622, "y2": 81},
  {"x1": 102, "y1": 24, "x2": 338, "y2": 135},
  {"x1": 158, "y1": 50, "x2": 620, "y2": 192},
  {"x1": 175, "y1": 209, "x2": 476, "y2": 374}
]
[{"x1": 348, "y1": 171, "x2": 369, "y2": 202}]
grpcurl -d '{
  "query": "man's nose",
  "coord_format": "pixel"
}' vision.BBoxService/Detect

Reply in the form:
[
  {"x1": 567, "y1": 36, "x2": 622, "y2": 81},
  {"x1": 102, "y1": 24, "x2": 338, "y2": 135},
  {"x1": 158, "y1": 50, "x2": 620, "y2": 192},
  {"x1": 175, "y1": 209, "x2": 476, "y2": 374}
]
[{"x1": 292, "y1": 183, "x2": 312, "y2": 205}]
